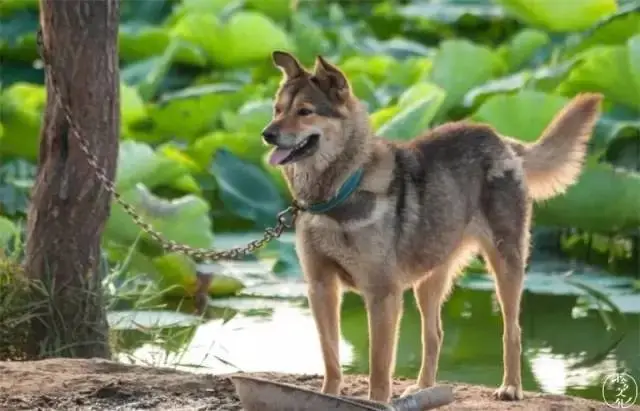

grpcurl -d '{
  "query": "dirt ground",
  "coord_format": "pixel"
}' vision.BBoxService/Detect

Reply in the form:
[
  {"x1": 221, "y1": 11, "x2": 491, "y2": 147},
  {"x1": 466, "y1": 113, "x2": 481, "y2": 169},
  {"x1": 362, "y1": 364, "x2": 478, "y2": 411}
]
[{"x1": 0, "y1": 359, "x2": 634, "y2": 410}]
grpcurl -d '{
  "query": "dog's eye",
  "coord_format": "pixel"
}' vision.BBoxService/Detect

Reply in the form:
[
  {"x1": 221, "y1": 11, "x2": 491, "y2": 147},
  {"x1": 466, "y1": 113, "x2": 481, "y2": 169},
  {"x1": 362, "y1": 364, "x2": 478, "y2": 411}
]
[{"x1": 297, "y1": 108, "x2": 313, "y2": 116}]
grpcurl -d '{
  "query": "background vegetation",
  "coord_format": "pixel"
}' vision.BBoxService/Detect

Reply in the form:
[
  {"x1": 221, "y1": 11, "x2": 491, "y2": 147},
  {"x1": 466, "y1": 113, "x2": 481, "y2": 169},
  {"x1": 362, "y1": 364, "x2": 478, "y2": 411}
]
[
  {"x1": 1, "y1": 1, "x2": 639, "y2": 404},
  {"x1": 1, "y1": 0, "x2": 639, "y2": 300}
]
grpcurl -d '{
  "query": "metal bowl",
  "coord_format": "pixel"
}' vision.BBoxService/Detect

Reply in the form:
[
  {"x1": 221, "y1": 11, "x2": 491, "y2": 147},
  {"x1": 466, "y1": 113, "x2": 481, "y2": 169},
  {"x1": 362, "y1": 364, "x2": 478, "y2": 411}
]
[{"x1": 231, "y1": 375, "x2": 391, "y2": 411}]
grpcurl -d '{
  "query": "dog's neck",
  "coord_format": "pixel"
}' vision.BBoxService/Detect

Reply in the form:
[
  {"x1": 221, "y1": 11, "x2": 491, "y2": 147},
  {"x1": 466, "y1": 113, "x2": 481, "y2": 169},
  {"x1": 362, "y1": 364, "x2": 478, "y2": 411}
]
[{"x1": 283, "y1": 131, "x2": 372, "y2": 208}]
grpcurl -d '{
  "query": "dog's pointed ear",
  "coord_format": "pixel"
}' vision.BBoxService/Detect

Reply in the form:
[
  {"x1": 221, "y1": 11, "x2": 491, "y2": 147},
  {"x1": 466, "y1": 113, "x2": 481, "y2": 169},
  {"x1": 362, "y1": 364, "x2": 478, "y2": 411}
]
[
  {"x1": 312, "y1": 55, "x2": 350, "y2": 100},
  {"x1": 272, "y1": 50, "x2": 304, "y2": 79}
]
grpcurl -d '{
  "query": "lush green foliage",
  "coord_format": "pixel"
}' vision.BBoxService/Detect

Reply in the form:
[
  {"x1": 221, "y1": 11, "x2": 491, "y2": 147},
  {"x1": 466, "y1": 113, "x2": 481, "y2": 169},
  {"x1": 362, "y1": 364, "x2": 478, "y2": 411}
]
[
  {"x1": 0, "y1": 248, "x2": 31, "y2": 360},
  {"x1": 1, "y1": 0, "x2": 639, "y2": 295}
]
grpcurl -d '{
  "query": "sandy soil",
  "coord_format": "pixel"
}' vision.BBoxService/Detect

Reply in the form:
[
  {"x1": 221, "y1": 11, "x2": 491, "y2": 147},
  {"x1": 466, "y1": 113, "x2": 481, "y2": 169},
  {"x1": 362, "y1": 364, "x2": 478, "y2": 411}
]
[{"x1": 0, "y1": 359, "x2": 634, "y2": 410}]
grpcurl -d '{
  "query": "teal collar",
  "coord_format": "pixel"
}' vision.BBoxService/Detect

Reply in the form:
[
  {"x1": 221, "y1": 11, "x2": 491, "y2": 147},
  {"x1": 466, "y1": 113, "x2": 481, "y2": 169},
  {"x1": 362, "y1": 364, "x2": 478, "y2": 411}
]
[{"x1": 304, "y1": 168, "x2": 364, "y2": 214}]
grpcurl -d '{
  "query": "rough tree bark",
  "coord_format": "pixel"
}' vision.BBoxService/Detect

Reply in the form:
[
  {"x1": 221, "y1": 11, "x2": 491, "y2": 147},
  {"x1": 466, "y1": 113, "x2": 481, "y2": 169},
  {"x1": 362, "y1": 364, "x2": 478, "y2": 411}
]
[{"x1": 24, "y1": 0, "x2": 120, "y2": 358}]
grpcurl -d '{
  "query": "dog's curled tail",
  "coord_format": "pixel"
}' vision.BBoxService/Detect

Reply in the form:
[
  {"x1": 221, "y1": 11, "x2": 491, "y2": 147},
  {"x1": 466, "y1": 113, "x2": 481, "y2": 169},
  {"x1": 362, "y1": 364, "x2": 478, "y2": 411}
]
[{"x1": 514, "y1": 93, "x2": 603, "y2": 201}]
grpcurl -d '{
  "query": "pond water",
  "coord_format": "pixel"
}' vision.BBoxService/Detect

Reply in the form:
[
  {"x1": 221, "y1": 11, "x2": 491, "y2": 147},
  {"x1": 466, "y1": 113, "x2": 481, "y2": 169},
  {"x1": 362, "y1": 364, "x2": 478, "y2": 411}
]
[{"x1": 107, "y1": 236, "x2": 640, "y2": 403}]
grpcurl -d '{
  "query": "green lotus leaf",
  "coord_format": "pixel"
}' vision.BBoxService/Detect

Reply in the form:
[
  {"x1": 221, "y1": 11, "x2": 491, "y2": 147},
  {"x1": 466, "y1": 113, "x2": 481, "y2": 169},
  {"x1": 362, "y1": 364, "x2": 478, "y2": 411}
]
[
  {"x1": 153, "y1": 252, "x2": 244, "y2": 298},
  {"x1": 209, "y1": 149, "x2": 284, "y2": 228},
  {"x1": 172, "y1": 11, "x2": 293, "y2": 68},
  {"x1": 104, "y1": 184, "x2": 214, "y2": 250},
  {"x1": 498, "y1": 28, "x2": 550, "y2": 70},
  {"x1": 559, "y1": 35, "x2": 640, "y2": 111},
  {"x1": 472, "y1": 90, "x2": 570, "y2": 142},
  {"x1": 375, "y1": 82, "x2": 446, "y2": 140},
  {"x1": 0, "y1": 82, "x2": 44, "y2": 160},
  {"x1": 115, "y1": 140, "x2": 190, "y2": 191},
  {"x1": 132, "y1": 83, "x2": 241, "y2": 142},
  {"x1": 246, "y1": 0, "x2": 295, "y2": 21},
  {"x1": 564, "y1": 5, "x2": 640, "y2": 57},
  {"x1": 534, "y1": 164, "x2": 640, "y2": 233},
  {"x1": 496, "y1": 0, "x2": 617, "y2": 32},
  {"x1": 429, "y1": 39, "x2": 505, "y2": 114}
]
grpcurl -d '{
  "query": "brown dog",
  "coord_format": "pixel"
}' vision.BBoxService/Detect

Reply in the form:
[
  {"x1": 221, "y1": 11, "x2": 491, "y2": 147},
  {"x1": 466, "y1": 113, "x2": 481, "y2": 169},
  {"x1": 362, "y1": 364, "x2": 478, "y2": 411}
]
[{"x1": 261, "y1": 50, "x2": 602, "y2": 403}]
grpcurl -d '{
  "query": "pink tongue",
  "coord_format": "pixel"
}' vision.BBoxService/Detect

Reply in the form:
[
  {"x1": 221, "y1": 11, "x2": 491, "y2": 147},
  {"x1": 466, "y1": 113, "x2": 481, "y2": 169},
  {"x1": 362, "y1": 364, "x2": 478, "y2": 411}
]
[{"x1": 268, "y1": 148, "x2": 294, "y2": 165}]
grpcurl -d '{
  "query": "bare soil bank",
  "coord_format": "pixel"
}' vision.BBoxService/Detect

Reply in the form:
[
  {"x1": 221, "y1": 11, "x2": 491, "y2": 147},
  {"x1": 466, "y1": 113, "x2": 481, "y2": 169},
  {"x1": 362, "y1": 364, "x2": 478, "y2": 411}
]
[{"x1": 0, "y1": 359, "x2": 633, "y2": 410}]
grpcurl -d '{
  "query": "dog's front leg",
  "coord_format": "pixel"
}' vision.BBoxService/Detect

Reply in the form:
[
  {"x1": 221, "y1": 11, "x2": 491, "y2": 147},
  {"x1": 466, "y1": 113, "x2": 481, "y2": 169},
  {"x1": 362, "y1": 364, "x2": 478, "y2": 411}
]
[
  {"x1": 364, "y1": 287, "x2": 403, "y2": 403},
  {"x1": 308, "y1": 276, "x2": 343, "y2": 395}
]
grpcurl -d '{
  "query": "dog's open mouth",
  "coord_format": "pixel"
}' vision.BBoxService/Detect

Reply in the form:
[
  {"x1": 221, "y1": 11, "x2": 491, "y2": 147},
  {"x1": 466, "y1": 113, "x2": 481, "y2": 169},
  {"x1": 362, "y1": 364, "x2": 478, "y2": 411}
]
[{"x1": 268, "y1": 134, "x2": 320, "y2": 165}]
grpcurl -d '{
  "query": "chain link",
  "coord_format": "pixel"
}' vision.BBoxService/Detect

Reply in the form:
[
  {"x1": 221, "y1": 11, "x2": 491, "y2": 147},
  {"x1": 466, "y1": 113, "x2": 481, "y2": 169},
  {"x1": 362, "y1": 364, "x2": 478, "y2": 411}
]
[{"x1": 35, "y1": 29, "x2": 300, "y2": 262}]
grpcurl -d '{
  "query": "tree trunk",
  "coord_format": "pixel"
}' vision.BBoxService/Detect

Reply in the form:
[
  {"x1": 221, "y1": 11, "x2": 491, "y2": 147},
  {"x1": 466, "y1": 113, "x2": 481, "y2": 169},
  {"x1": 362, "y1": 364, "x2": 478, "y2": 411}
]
[{"x1": 24, "y1": 0, "x2": 120, "y2": 359}]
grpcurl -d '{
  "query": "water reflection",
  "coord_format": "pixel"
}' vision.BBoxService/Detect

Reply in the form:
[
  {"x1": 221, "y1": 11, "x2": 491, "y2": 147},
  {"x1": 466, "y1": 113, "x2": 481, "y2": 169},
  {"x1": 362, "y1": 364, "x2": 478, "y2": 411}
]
[
  {"x1": 109, "y1": 284, "x2": 639, "y2": 402},
  {"x1": 112, "y1": 297, "x2": 355, "y2": 375}
]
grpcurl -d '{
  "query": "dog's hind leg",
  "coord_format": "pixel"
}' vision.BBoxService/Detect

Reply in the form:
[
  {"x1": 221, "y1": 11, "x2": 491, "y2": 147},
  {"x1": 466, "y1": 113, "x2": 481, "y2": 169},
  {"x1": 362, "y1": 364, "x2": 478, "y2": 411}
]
[
  {"x1": 400, "y1": 249, "x2": 468, "y2": 397},
  {"x1": 400, "y1": 268, "x2": 450, "y2": 397},
  {"x1": 482, "y1": 241, "x2": 526, "y2": 401},
  {"x1": 479, "y1": 171, "x2": 531, "y2": 401}
]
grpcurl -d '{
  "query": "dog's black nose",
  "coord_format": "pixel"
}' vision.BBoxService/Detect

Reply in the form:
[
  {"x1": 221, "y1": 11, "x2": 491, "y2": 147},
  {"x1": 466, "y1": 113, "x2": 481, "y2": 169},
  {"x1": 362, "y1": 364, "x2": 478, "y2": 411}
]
[{"x1": 262, "y1": 126, "x2": 279, "y2": 144}]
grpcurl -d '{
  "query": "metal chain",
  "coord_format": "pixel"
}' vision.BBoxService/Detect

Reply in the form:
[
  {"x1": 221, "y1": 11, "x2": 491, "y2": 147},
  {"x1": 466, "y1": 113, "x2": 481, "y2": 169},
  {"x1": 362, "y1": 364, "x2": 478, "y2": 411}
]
[{"x1": 35, "y1": 29, "x2": 300, "y2": 262}]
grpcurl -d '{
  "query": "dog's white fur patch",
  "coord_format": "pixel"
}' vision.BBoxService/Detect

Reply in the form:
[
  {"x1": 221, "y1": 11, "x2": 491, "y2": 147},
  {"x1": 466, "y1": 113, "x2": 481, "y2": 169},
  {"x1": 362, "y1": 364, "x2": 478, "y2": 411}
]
[{"x1": 486, "y1": 146, "x2": 525, "y2": 188}]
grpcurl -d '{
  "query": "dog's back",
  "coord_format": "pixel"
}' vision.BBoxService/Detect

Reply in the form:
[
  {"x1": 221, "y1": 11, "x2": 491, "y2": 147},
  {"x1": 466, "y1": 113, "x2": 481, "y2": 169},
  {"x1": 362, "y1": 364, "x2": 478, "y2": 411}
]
[{"x1": 403, "y1": 92, "x2": 602, "y2": 204}]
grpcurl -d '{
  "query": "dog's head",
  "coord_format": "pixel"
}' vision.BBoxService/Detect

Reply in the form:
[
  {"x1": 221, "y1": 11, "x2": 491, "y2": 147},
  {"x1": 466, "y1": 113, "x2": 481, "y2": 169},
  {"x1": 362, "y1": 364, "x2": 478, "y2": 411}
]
[{"x1": 263, "y1": 51, "x2": 369, "y2": 170}]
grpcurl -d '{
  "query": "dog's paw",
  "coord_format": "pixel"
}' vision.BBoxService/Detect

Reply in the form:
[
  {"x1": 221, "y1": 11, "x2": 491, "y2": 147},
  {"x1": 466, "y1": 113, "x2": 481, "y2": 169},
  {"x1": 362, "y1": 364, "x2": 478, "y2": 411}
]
[
  {"x1": 321, "y1": 379, "x2": 342, "y2": 396},
  {"x1": 493, "y1": 384, "x2": 523, "y2": 401}
]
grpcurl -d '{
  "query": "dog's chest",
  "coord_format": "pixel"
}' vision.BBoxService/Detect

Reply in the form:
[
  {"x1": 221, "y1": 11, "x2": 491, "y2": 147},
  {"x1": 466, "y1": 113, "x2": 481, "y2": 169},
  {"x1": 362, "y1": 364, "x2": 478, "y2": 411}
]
[{"x1": 301, "y1": 210, "x2": 394, "y2": 283}]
